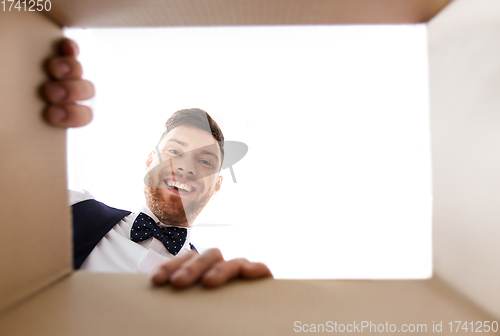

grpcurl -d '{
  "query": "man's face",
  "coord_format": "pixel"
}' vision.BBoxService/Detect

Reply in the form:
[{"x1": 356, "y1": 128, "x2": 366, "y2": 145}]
[{"x1": 144, "y1": 125, "x2": 223, "y2": 227}]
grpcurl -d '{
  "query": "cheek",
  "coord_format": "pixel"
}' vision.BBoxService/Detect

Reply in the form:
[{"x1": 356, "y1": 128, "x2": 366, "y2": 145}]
[
  {"x1": 151, "y1": 157, "x2": 163, "y2": 169},
  {"x1": 198, "y1": 177, "x2": 214, "y2": 194}
]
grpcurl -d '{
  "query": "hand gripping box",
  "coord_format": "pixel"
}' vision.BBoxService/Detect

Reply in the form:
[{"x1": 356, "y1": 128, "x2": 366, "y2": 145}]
[{"x1": 0, "y1": 0, "x2": 499, "y2": 334}]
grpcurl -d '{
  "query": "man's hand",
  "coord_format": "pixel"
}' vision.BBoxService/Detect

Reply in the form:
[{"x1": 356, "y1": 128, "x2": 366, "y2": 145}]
[
  {"x1": 151, "y1": 248, "x2": 273, "y2": 288},
  {"x1": 43, "y1": 38, "x2": 94, "y2": 128}
]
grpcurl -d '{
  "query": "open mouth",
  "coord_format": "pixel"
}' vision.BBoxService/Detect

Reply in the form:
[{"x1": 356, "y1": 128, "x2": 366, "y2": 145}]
[{"x1": 164, "y1": 179, "x2": 196, "y2": 193}]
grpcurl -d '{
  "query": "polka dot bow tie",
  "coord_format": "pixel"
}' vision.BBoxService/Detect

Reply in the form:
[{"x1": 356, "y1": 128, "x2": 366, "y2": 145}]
[{"x1": 130, "y1": 212, "x2": 187, "y2": 256}]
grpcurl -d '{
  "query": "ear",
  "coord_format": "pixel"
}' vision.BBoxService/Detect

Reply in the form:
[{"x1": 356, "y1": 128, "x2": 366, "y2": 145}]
[
  {"x1": 145, "y1": 151, "x2": 154, "y2": 171},
  {"x1": 212, "y1": 175, "x2": 223, "y2": 196}
]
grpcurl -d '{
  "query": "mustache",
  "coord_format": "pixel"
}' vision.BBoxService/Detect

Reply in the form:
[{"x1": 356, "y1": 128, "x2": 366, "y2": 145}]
[
  {"x1": 143, "y1": 141, "x2": 248, "y2": 188},
  {"x1": 144, "y1": 160, "x2": 195, "y2": 189}
]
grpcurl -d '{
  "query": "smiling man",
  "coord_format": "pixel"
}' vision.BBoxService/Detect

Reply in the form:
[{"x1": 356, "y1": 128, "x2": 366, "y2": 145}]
[
  {"x1": 144, "y1": 113, "x2": 224, "y2": 228},
  {"x1": 43, "y1": 38, "x2": 271, "y2": 288}
]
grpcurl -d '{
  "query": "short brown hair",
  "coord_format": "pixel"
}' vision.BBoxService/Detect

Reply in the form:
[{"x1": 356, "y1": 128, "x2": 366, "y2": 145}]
[{"x1": 159, "y1": 108, "x2": 224, "y2": 168}]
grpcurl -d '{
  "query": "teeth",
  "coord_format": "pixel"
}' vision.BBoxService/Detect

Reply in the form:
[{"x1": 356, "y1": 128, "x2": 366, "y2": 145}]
[{"x1": 166, "y1": 180, "x2": 194, "y2": 192}]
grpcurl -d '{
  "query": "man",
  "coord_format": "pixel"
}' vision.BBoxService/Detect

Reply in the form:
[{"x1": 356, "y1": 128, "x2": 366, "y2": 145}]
[{"x1": 43, "y1": 38, "x2": 272, "y2": 288}]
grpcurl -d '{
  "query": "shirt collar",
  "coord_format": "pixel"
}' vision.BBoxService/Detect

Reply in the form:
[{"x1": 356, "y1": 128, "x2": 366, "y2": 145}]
[{"x1": 139, "y1": 204, "x2": 192, "y2": 240}]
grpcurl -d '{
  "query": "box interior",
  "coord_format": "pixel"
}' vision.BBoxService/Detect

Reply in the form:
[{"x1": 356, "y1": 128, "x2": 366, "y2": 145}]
[{"x1": 1, "y1": 0, "x2": 499, "y2": 332}]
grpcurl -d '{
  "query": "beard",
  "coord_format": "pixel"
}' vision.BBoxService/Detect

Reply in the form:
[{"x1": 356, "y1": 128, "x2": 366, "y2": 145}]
[{"x1": 144, "y1": 184, "x2": 212, "y2": 227}]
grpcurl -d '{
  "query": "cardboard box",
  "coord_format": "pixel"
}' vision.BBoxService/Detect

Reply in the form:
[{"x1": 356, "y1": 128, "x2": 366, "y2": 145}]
[{"x1": 1, "y1": 0, "x2": 499, "y2": 334}]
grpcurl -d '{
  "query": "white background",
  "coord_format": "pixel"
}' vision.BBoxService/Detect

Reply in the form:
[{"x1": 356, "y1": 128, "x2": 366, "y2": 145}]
[{"x1": 65, "y1": 25, "x2": 432, "y2": 279}]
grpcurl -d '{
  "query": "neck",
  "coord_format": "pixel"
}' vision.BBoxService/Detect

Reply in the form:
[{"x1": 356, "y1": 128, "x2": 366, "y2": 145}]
[{"x1": 144, "y1": 203, "x2": 193, "y2": 228}]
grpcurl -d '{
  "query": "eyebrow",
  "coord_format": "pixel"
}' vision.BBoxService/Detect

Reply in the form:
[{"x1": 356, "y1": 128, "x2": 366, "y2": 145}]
[
  {"x1": 166, "y1": 138, "x2": 220, "y2": 164},
  {"x1": 167, "y1": 138, "x2": 188, "y2": 147}
]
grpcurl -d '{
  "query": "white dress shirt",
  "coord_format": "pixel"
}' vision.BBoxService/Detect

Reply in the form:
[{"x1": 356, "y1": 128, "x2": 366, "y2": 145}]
[{"x1": 69, "y1": 190, "x2": 197, "y2": 274}]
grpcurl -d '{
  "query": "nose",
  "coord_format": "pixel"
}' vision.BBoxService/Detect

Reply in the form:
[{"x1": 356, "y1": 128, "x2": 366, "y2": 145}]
[{"x1": 175, "y1": 155, "x2": 196, "y2": 176}]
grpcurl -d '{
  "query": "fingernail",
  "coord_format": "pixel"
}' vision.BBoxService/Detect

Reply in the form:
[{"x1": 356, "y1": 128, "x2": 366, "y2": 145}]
[
  {"x1": 170, "y1": 269, "x2": 188, "y2": 283},
  {"x1": 56, "y1": 62, "x2": 70, "y2": 76},
  {"x1": 48, "y1": 106, "x2": 67, "y2": 122},
  {"x1": 50, "y1": 85, "x2": 67, "y2": 101},
  {"x1": 204, "y1": 268, "x2": 218, "y2": 280},
  {"x1": 151, "y1": 268, "x2": 169, "y2": 284}
]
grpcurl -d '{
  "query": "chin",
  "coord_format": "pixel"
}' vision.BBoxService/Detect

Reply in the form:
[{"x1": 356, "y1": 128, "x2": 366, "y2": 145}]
[
  {"x1": 143, "y1": 185, "x2": 212, "y2": 227},
  {"x1": 144, "y1": 185, "x2": 188, "y2": 226}
]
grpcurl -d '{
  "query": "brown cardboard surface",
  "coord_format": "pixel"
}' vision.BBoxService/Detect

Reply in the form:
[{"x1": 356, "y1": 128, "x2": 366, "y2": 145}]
[
  {"x1": 1, "y1": 0, "x2": 499, "y2": 331},
  {"x1": 0, "y1": 272, "x2": 498, "y2": 336},
  {"x1": 43, "y1": 0, "x2": 453, "y2": 27},
  {"x1": 0, "y1": 11, "x2": 71, "y2": 314},
  {"x1": 428, "y1": 0, "x2": 500, "y2": 319}
]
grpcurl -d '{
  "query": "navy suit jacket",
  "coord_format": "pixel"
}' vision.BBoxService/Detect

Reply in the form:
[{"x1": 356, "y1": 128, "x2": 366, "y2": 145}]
[
  {"x1": 71, "y1": 199, "x2": 198, "y2": 270},
  {"x1": 72, "y1": 199, "x2": 131, "y2": 269}
]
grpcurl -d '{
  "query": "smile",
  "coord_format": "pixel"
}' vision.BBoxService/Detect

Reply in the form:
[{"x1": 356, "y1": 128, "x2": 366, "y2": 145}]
[{"x1": 164, "y1": 179, "x2": 196, "y2": 193}]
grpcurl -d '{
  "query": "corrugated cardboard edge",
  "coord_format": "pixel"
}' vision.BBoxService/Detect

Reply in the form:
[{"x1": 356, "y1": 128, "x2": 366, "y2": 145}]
[
  {"x1": 2, "y1": 0, "x2": 499, "y2": 329},
  {"x1": 0, "y1": 10, "x2": 72, "y2": 314}
]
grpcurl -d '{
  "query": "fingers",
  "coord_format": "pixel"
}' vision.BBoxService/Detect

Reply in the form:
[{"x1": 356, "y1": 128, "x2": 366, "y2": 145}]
[
  {"x1": 44, "y1": 104, "x2": 93, "y2": 128},
  {"x1": 241, "y1": 261, "x2": 273, "y2": 279},
  {"x1": 47, "y1": 56, "x2": 83, "y2": 80},
  {"x1": 151, "y1": 251, "x2": 198, "y2": 285},
  {"x1": 43, "y1": 79, "x2": 94, "y2": 104},
  {"x1": 59, "y1": 38, "x2": 79, "y2": 57},
  {"x1": 151, "y1": 248, "x2": 225, "y2": 288},
  {"x1": 202, "y1": 259, "x2": 273, "y2": 287},
  {"x1": 151, "y1": 248, "x2": 273, "y2": 289},
  {"x1": 171, "y1": 248, "x2": 225, "y2": 288},
  {"x1": 159, "y1": 249, "x2": 225, "y2": 288},
  {"x1": 42, "y1": 38, "x2": 94, "y2": 128}
]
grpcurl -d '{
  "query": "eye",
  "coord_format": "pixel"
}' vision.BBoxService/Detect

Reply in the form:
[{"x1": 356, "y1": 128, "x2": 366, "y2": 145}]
[
  {"x1": 168, "y1": 149, "x2": 181, "y2": 156},
  {"x1": 200, "y1": 160, "x2": 212, "y2": 167}
]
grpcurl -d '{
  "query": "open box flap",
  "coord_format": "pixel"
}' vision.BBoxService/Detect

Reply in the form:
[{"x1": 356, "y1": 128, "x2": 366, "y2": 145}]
[
  {"x1": 43, "y1": 0, "x2": 452, "y2": 27},
  {"x1": 0, "y1": 272, "x2": 498, "y2": 335},
  {"x1": 0, "y1": 10, "x2": 71, "y2": 314},
  {"x1": 428, "y1": 0, "x2": 500, "y2": 319}
]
